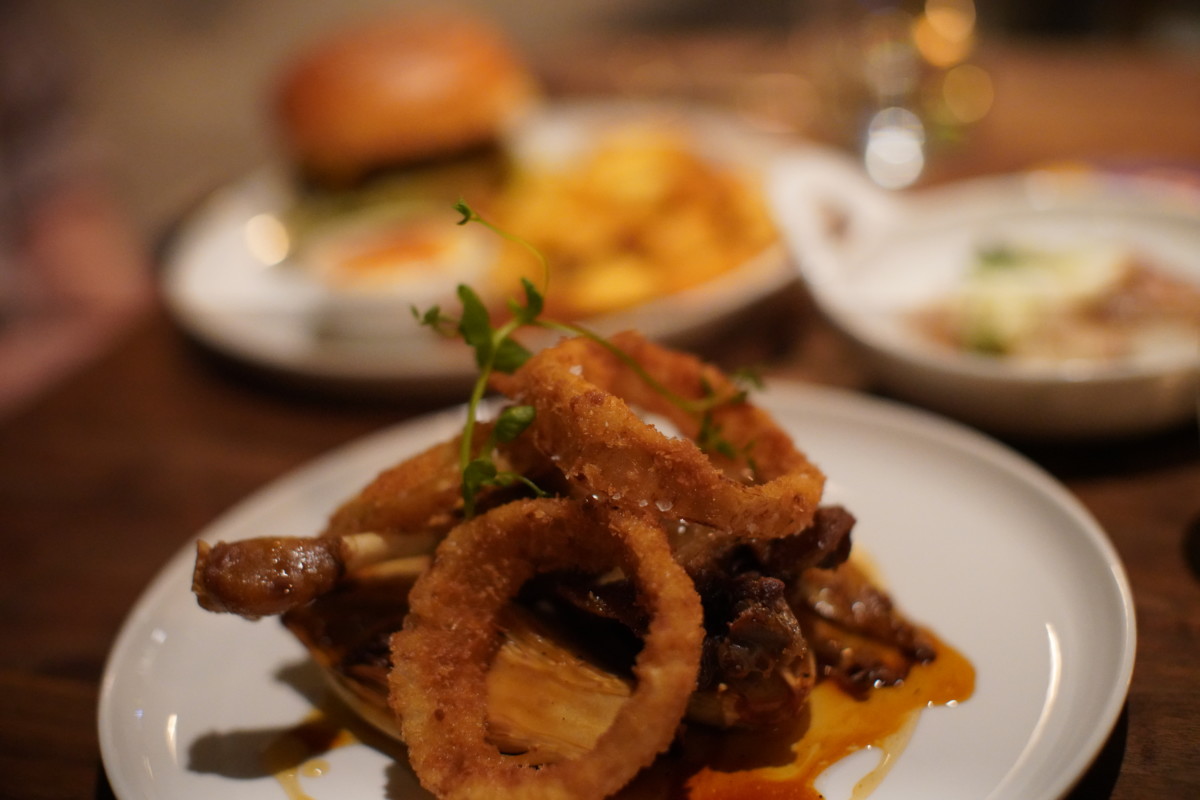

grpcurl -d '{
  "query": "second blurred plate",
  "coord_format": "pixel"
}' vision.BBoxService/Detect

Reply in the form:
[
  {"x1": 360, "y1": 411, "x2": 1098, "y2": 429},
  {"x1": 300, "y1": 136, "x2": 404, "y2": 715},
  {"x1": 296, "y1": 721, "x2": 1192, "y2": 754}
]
[
  {"x1": 161, "y1": 99, "x2": 821, "y2": 395},
  {"x1": 769, "y1": 154, "x2": 1200, "y2": 439}
]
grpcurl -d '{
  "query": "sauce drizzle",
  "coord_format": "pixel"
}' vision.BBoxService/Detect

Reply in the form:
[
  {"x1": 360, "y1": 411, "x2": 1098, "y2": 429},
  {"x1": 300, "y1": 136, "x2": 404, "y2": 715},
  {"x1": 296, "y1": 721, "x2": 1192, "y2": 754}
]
[
  {"x1": 261, "y1": 636, "x2": 973, "y2": 800},
  {"x1": 685, "y1": 632, "x2": 975, "y2": 800},
  {"x1": 262, "y1": 711, "x2": 357, "y2": 800}
]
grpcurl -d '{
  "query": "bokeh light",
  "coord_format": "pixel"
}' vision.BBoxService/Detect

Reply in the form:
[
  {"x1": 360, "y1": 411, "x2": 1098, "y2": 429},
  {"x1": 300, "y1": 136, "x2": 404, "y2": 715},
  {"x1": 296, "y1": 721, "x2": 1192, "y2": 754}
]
[
  {"x1": 864, "y1": 106, "x2": 926, "y2": 189},
  {"x1": 941, "y1": 63, "x2": 994, "y2": 124},
  {"x1": 862, "y1": 9, "x2": 919, "y2": 101},
  {"x1": 913, "y1": 0, "x2": 977, "y2": 68},
  {"x1": 244, "y1": 213, "x2": 290, "y2": 267}
]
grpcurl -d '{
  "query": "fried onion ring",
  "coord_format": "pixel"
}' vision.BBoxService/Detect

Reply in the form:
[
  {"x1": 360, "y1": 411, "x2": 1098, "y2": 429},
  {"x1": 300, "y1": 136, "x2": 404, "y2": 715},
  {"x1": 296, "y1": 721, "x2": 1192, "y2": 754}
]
[
  {"x1": 495, "y1": 331, "x2": 825, "y2": 539},
  {"x1": 389, "y1": 497, "x2": 703, "y2": 800},
  {"x1": 322, "y1": 418, "x2": 551, "y2": 539}
]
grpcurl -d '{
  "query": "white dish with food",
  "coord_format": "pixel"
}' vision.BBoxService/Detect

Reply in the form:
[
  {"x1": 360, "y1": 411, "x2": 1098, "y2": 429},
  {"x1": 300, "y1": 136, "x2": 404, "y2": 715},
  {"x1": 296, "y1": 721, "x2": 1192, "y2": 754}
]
[
  {"x1": 768, "y1": 155, "x2": 1200, "y2": 438},
  {"x1": 160, "y1": 98, "x2": 803, "y2": 393},
  {"x1": 98, "y1": 382, "x2": 1134, "y2": 800}
]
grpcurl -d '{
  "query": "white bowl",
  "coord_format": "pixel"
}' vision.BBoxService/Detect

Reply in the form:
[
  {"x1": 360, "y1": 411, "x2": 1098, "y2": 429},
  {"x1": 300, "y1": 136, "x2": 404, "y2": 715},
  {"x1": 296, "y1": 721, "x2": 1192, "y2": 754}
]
[
  {"x1": 768, "y1": 153, "x2": 1200, "y2": 439},
  {"x1": 298, "y1": 208, "x2": 494, "y2": 340}
]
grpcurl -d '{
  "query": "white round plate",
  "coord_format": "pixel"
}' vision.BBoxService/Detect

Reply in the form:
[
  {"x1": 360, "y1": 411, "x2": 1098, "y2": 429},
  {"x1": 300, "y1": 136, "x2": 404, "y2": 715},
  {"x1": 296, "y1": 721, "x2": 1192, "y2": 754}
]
[
  {"x1": 159, "y1": 99, "x2": 803, "y2": 394},
  {"x1": 768, "y1": 154, "x2": 1200, "y2": 438},
  {"x1": 98, "y1": 382, "x2": 1134, "y2": 800}
]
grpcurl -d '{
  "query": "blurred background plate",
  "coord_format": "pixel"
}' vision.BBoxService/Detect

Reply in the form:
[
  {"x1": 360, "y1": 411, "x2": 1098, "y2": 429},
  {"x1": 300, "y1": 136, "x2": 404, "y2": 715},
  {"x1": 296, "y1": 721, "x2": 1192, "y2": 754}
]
[
  {"x1": 769, "y1": 154, "x2": 1200, "y2": 439},
  {"x1": 159, "y1": 99, "x2": 814, "y2": 397}
]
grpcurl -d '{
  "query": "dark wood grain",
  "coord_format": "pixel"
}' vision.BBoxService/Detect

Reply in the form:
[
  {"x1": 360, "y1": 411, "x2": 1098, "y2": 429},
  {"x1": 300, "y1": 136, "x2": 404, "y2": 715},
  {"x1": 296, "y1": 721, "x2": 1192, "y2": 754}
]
[{"x1": 1, "y1": 33, "x2": 1198, "y2": 800}]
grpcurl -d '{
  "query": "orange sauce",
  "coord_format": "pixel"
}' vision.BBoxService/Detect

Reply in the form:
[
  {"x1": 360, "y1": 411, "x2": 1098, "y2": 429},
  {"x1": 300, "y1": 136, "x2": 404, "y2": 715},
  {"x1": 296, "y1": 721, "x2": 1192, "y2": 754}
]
[
  {"x1": 685, "y1": 633, "x2": 975, "y2": 800},
  {"x1": 261, "y1": 636, "x2": 973, "y2": 800},
  {"x1": 262, "y1": 711, "x2": 357, "y2": 800},
  {"x1": 328, "y1": 224, "x2": 451, "y2": 283}
]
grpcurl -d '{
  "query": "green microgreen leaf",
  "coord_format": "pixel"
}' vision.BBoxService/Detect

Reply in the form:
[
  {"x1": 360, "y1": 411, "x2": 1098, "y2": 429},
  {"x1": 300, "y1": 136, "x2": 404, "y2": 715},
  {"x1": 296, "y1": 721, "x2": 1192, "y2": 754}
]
[
  {"x1": 413, "y1": 304, "x2": 460, "y2": 337},
  {"x1": 975, "y1": 244, "x2": 1025, "y2": 272},
  {"x1": 494, "y1": 405, "x2": 536, "y2": 443},
  {"x1": 454, "y1": 199, "x2": 477, "y2": 226},
  {"x1": 457, "y1": 285, "x2": 494, "y2": 368},
  {"x1": 461, "y1": 457, "x2": 498, "y2": 517},
  {"x1": 697, "y1": 415, "x2": 736, "y2": 459},
  {"x1": 493, "y1": 337, "x2": 533, "y2": 374},
  {"x1": 507, "y1": 278, "x2": 544, "y2": 324},
  {"x1": 419, "y1": 200, "x2": 763, "y2": 516}
]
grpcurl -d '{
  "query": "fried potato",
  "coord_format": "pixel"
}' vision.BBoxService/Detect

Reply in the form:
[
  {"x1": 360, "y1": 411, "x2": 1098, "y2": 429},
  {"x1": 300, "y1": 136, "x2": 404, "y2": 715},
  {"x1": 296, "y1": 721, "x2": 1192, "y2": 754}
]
[{"x1": 486, "y1": 126, "x2": 777, "y2": 318}]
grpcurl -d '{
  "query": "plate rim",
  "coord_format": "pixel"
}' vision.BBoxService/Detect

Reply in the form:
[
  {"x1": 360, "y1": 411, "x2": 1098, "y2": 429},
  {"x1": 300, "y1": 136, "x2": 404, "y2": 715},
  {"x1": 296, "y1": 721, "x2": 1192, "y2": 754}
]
[{"x1": 96, "y1": 382, "x2": 1137, "y2": 800}]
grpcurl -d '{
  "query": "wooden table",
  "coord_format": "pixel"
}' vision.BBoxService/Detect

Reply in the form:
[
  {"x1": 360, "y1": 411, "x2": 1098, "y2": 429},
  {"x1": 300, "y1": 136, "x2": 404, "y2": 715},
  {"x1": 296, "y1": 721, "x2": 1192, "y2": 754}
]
[{"x1": 1, "y1": 32, "x2": 1198, "y2": 800}]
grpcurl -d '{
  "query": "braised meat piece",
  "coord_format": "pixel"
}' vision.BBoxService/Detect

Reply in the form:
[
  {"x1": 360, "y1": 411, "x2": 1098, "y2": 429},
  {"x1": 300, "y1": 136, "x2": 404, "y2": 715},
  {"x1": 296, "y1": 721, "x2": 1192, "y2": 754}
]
[
  {"x1": 789, "y1": 561, "x2": 937, "y2": 697},
  {"x1": 754, "y1": 504, "x2": 856, "y2": 578},
  {"x1": 689, "y1": 572, "x2": 816, "y2": 729},
  {"x1": 672, "y1": 504, "x2": 856, "y2": 588}
]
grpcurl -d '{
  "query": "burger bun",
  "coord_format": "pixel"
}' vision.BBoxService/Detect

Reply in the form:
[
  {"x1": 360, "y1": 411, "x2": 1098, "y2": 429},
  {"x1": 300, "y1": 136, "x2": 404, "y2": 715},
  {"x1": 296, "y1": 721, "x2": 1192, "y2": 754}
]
[{"x1": 275, "y1": 11, "x2": 539, "y2": 186}]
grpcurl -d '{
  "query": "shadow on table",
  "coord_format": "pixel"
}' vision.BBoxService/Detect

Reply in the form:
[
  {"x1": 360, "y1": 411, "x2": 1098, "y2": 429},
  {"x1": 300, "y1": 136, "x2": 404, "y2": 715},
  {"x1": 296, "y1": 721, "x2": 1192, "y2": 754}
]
[
  {"x1": 1183, "y1": 511, "x2": 1200, "y2": 583},
  {"x1": 1065, "y1": 704, "x2": 1128, "y2": 799},
  {"x1": 1011, "y1": 422, "x2": 1200, "y2": 483}
]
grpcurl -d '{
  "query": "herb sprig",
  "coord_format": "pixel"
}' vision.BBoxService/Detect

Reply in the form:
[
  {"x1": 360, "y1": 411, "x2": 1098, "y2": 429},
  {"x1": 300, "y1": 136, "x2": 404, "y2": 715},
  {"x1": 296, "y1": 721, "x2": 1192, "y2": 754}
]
[{"x1": 416, "y1": 201, "x2": 757, "y2": 515}]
